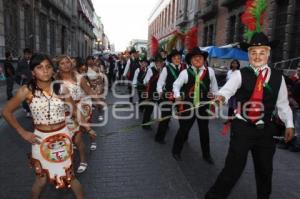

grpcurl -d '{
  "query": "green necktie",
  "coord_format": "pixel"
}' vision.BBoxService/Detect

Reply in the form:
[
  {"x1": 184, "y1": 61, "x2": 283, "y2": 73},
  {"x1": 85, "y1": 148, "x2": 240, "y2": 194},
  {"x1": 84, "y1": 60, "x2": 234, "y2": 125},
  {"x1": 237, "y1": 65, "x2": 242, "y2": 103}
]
[{"x1": 193, "y1": 69, "x2": 201, "y2": 106}]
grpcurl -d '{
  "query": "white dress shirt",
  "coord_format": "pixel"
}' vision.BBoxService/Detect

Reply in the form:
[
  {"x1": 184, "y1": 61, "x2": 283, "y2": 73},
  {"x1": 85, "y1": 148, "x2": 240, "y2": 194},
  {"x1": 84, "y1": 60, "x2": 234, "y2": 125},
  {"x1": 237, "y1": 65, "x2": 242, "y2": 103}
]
[
  {"x1": 173, "y1": 65, "x2": 219, "y2": 98},
  {"x1": 122, "y1": 58, "x2": 131, "y2": 77},
  {"x1": 156, "y1": 64, "x2": 179, "y2": 93},
  {"x1": 143, "y1": 65, "x2": 158, "y2": 85},
  {"x1": 132, "y1": 68, "x2": 140, "y2": 88},
  {"x1": 218, "y1": 65, "x2": 294, "y2": 128},
  {"x1": 226, "y1": 69, "x2": 234, "y2": 81}
]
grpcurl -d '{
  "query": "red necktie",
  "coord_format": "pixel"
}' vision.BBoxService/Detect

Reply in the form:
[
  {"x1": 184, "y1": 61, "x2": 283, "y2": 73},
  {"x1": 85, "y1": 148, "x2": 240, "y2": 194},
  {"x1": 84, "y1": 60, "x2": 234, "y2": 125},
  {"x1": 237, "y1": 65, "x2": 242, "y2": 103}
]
[{"x1": 247, "y1": 69, "x2": 268, "y2": 123}]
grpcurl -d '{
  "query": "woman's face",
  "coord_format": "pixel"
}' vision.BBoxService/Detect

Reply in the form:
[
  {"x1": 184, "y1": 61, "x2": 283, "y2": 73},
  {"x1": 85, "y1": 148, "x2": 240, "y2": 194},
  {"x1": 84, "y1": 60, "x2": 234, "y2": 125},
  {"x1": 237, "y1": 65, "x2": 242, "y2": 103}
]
[
  {"x1": 139, "y1": 61, "x2": 148, "y2": 68},
  {"x1": 231, "y1": 61, "x2": 239, "y2": 70},
  {"x1": 58, "y1": 57, "x2": 72, "y2": 72},
  {"x1": 171, "y1": 55, "x2": 181, "y2": 66},
  {"x1": 155, "y1": 60, "x2": 164, "y2": 69},
  {"x1": 78, "y1": 65, "x2": 88, "y2": 74},
  {"x1": 86, "y1": 59, "x2": 94, "y2": 67},
  {"x1": 32, "y1": 59, "x2": 54, "y2": 82}
]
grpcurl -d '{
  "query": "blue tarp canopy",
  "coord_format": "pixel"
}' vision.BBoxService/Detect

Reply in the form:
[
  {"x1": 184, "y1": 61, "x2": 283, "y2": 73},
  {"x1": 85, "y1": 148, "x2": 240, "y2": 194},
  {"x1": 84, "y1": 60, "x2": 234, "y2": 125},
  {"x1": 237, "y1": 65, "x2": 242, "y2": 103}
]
[{"x1": 200, "y1": 46, "x2": 249, "y2": 61}]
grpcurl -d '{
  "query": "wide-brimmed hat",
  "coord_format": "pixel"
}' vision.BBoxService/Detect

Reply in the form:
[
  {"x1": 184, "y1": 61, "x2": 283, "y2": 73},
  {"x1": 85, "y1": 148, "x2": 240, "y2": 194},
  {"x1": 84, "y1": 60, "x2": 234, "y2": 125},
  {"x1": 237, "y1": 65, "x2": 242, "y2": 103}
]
[
  {"x1": 130, "y1": 47, "x2": 138, "y2": 54},
  {"x1": 185, "y1": 47, "x2": 208, "y2": 65},
  {"x1": 240, "y1": 32, "x2": 278, "y2": 51},
  {"x1": 167, "y1": 49, "x2": 181, "y2": 62},
  {"x1": 139, "y1": 56, "x2": 149, "y2": 64},
  {"x1": 153, "y1": 54, "x2": 164, "y2": 62}
]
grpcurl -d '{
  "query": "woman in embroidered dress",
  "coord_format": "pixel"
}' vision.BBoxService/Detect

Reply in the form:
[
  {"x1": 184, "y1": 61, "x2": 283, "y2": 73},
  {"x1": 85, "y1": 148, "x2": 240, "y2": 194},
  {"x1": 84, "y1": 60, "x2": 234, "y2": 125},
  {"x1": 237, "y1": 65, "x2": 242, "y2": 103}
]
[
  {"x1": 2, "y1": 54, "x2": 84, "y2": 199},
  {"x1": 55, "y1": 55, "x2": 100, "y2": 174},
  {"x1": 86, "y1": 56, "x2": 106, "y2": 121}
]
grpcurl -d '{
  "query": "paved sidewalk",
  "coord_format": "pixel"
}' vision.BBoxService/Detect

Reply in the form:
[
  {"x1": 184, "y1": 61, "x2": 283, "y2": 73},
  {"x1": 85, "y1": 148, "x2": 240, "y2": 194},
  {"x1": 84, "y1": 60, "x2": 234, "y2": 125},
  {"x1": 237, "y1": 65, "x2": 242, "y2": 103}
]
[{"x1": 0, "y1": 83, "x2": 20, "y2": 115}]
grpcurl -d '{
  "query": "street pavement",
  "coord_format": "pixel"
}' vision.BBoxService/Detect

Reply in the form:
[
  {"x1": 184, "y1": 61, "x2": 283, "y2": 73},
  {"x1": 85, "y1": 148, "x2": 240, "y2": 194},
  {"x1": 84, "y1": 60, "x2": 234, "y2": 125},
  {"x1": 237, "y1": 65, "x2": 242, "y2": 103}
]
[{"x1": 0, "y1": 83, "x2": 299, "y2": 199}]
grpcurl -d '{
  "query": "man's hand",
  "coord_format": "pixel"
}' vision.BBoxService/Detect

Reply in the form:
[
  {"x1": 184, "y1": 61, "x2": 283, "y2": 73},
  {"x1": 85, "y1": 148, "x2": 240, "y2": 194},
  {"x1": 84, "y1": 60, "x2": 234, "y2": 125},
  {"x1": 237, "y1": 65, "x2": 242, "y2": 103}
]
[
  {"x1": 214, "y1": 95, "x2": 225, "y2": 106},
  {"x1": 158, "y1": 92, "x2": 163, "y2": 99},
  {"x1": 175, "y1": 97, "x2": 182, "y2": 102},
  {"x1": 284, "y1": 128, "x2": 295, "y2": 143}
]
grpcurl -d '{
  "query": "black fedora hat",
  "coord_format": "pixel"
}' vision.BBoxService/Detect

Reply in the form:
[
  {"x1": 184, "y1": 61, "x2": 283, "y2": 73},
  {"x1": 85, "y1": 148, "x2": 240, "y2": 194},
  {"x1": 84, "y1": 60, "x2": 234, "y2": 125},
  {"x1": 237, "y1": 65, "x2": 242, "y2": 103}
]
[
  {"x1": 240, "y1": 32, "x2": 279, "y2": 51},
  {"x1": 139, "y1": 56, "x2": 149, "y2": 64},
  {"x1": 185, "y1": 47, "x2": 208, "y2": 65},
  {"x1": 153, "y1": 54, "x2": 164, "y2": 62},
  {"x1": 167, "y1": 49, "x2": 181, "y2": 62},
  {"x1": 130, "y1": 47, "x2": 138, "y2": 54}
]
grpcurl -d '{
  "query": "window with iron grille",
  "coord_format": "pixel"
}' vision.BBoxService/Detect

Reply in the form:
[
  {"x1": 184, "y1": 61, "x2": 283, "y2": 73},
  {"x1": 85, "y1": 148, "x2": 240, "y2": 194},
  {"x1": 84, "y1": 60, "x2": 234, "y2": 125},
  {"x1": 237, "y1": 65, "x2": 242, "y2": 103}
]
[
  {"x1": 49, "y1": 20, "x2": 56, "y2": 56},
  {"x1": 4, "y1": 0, "x2": 19, "y2": 56},
  {"x1": 24, "y1": 6, "x2": 34, "y2": 50},
  {"x1": 203, "y1": 26, "x2": 208, "y2": 46},
  {"x1": 227, "y1": 15, "x2": 236, "y2": 43},
  {"x1": 290, "y1": 1, "x2": 300, "y2": 60},
  {"x1": 208, "y1": 24, "x2": 214, "y2": 45},
  {"x1": 237, "y1": 13, "x2": 245, "y2": 43},
  {"x1": 272, "y1": 2, "x2": 288, "y2": 62},
  {"x1": 39, "y1": 14, "x2": 48, "y2": 53}
]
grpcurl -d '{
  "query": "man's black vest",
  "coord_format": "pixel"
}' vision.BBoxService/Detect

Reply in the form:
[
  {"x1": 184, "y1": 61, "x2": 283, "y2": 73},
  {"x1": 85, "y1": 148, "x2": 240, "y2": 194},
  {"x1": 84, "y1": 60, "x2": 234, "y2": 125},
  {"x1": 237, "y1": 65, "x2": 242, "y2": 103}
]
[
  {"x1": 164, "y1": 64, "x2": 181, "y2": 93},
  {"x1": 128, "y1": 58, "x2": 140, "y2": 80},
  {"x1": 236, "y1": 67, "x2": 282, "y2": 123},
  {"x1": 136, "y1": 68, "x2": 146, "y2": 90},
  {"x1": 181, "y1": 67, "x2": 211, "y2": 103},
  {"x1": 147, "y1": 67, "x2": 160, "y2": 99}
]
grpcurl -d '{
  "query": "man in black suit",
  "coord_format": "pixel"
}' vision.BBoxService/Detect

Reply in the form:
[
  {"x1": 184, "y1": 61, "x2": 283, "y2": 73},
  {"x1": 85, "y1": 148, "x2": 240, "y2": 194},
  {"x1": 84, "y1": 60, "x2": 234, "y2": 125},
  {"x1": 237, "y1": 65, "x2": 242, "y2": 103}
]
[{"x1": 16, "y1": 48, "x2": 32, "y2": 117}]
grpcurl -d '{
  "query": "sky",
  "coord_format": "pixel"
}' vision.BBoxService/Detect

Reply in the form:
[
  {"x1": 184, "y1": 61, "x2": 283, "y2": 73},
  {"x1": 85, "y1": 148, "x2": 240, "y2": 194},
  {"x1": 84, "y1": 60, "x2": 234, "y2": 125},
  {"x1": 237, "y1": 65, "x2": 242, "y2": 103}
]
[{"x1": 92, "y1": 0, "x2": 159, "y2": 52}]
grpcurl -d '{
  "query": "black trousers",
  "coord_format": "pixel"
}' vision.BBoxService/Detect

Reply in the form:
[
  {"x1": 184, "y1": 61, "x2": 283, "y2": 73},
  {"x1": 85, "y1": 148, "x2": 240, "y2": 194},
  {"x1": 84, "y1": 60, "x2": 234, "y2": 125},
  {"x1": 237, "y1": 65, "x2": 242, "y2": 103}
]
[
  {"x1": 205, "y1": 119, "x2": 277, "y2": 199},
  {"x1": 172, "y1": 108, "x2": 210, "y2": 157},
  {"x1": 6, "y1": 76, "x2": 14, "y2": 100},
  {"x1": 142, "y1": 102, "x2": 155, "y2": 126},
  {"x1": 108, "y1": 72, "x2": 115, "y2": 88},
  {"x1": 155, "y1": 102, "x2": 172, "y2": 141},
  {"x1": 128, "y1": 84, "x2": 133, "y2": 103},
  {"x1": 137, "y1": 89, "x2": 146, "y2": 111}
]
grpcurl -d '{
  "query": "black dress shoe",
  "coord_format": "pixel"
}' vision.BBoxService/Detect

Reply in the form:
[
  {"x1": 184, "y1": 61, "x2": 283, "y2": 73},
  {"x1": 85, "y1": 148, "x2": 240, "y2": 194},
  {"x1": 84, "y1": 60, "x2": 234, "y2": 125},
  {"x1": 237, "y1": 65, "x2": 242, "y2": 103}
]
[
  {"x1": 172, "y1": 153, "x2": 182, "y2": 161},
  {"x1": 142, "y1": 125, "x2": 152, "y2": 130},
  {"x1": 155, "y1": 139, "x2": 166, "y2": 144},
  {"x1": 289, "y1": 145, "x2": 300, "y2": 152},
  {"x1": 203, "y1": 155, "x2": 215, "y2": 165},
  {"x1": 205, "y1": 192, "x2": 219, "y2": 199}
]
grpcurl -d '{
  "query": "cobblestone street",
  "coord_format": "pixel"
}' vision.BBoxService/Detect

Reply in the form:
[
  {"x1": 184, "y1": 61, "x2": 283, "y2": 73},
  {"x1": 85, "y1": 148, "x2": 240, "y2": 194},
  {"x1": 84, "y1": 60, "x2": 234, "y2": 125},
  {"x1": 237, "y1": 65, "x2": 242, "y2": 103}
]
[{"x1": 0, "y1": 85, "x2": 299, "y2": 199}]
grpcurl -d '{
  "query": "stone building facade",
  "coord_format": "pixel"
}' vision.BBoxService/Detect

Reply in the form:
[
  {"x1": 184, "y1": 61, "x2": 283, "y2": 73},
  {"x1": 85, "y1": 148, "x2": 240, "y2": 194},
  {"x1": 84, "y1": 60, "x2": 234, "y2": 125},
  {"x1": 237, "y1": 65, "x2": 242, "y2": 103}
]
[
  {"x1": 148, "y1": 0, "x2": 300, "y2": 64},
  {"x1": 148, "y1": 0, "x2": 178, "y2": 45},
  {"x1": 0, "y1": 0, "x2": 97, "y2": 59}
]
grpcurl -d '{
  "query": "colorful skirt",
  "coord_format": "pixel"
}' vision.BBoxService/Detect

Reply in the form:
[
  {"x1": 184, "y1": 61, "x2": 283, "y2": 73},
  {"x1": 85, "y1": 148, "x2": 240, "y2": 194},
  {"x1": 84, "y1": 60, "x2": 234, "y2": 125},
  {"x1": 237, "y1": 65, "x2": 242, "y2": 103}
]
[
  {"x1": 29, "y1": 125, "x2": 74, "y2": 189},
  {"x1": 65, "y1": 98, "x2": 93, "y2": 136}
]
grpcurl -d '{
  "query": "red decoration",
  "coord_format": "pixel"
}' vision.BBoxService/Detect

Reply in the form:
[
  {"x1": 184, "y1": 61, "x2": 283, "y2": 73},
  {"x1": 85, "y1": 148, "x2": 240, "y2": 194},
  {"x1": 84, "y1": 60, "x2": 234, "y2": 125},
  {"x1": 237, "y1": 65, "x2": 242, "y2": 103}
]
[
  {"x1": 241, "y1": 0, "x2": 267, "y2": 41},
  {"x1": 151, "y1": 36, "x2": 159, "y2": 56},
  {"x1": 185, "y1": 26, "x2": 198, "y2": 52}
]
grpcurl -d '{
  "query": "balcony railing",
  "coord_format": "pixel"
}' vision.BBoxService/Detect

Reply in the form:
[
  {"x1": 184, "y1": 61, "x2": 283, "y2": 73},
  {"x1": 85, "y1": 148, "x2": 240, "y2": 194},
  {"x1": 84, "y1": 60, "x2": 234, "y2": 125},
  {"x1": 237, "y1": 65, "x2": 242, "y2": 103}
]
[
  {"x1": 198, "y1": 0, "x2": 218, "y2": 20},
  {"x1": 220, "y1": 0, "x2": 246, "y2": 8},
  {"x1": 45, "y1": 0, "x2": 72, "y2": 19},
  {"x1": 270, "y1": 57, "x2": 300, "y2": 76}
]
